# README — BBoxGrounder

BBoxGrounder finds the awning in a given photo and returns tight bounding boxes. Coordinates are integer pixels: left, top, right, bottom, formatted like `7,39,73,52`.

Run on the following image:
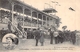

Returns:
22,26,38,29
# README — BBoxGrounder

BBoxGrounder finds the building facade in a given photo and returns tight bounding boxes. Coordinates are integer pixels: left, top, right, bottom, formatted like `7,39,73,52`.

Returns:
0,0,60,31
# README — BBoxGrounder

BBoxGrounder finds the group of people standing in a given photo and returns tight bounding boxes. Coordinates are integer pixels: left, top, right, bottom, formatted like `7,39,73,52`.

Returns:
34,28,45,46
33,28,80,46
49,29,79,45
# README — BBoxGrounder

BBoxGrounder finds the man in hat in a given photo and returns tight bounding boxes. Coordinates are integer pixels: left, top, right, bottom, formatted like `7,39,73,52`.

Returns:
53,30,59,44
34,28,41,46
48,28,54,44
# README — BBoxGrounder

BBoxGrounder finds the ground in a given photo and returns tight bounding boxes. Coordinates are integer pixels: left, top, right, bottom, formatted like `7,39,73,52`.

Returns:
0,39,80,51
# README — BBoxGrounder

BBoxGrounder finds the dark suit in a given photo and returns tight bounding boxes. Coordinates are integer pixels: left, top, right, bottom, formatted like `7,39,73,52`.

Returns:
50,31,54,44
34,30,41,46
58,31,64,43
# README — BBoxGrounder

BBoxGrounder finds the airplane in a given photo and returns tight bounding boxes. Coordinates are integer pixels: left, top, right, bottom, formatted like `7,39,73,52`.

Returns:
69,7,75,11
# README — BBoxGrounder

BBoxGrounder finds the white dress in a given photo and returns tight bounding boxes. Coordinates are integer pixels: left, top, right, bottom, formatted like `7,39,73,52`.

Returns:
76,32,80,46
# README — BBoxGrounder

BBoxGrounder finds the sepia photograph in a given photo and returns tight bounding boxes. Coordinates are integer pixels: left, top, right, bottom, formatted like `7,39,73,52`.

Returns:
0,0,80,52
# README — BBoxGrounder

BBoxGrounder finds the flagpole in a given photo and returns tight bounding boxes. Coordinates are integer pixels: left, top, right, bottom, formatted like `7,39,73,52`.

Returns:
45,3,53,9
51,1,61,15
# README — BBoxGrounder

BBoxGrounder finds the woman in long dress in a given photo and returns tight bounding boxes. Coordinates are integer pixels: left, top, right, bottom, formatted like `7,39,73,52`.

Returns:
40,30,45,46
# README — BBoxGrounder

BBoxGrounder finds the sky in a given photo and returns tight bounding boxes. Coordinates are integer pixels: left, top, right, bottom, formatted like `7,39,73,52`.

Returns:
20,0,80,31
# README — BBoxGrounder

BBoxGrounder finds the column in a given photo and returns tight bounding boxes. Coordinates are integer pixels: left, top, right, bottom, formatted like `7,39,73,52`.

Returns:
12,2,14,24
46,16,47,27
31,10,33,29
49,17,50,26
37,13,38,27
22,6,25,32
42,15,43,26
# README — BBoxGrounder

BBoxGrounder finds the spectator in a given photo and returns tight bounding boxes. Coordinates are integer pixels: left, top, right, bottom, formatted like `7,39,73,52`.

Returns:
75,31,80,45
23,31,27,39
71,31,76,44
40,30,45,46
48,28,54,44
34,28,41,46
58,30,64,43
53,30,59,44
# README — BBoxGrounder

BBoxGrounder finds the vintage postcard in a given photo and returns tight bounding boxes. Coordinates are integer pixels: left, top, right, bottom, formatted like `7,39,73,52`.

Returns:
0,0,80,52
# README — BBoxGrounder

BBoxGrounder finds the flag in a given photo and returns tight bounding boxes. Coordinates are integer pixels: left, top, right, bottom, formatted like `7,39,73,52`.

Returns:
51,1,56,3
51,1,61,6
69,7,75,11
51,1,58,3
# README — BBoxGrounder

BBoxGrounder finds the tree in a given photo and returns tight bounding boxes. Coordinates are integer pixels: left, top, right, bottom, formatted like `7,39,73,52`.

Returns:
62,26,67,31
